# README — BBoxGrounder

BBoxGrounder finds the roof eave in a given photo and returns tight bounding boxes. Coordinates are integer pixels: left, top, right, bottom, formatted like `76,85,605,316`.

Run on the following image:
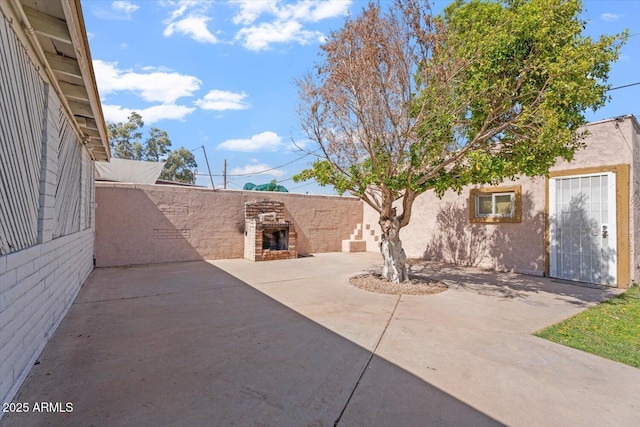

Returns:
5,0,110,161
62,0,110,161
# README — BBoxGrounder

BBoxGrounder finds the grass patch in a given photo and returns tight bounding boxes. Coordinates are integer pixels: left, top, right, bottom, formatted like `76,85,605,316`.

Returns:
535,285,640,368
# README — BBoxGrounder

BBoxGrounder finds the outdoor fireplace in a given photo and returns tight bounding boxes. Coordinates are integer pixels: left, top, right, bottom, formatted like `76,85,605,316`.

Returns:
263,228,289,250
244,200,297,261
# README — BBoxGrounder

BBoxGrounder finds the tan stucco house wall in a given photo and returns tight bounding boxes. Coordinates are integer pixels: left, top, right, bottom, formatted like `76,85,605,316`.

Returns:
363,176,547,276
362,115,640,288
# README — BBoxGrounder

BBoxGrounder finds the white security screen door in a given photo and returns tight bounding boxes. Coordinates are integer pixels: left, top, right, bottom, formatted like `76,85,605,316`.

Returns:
549,173,617,286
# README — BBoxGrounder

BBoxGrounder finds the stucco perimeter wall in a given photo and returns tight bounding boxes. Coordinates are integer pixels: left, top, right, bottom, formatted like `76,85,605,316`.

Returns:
363,177,547,275
95,183,363,267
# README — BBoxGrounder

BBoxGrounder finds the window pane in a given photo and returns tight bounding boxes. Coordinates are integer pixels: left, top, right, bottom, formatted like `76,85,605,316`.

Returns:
570,178,580,199
562,179,571,211
495,195,512,215
478,196,492,215
591,176,601,202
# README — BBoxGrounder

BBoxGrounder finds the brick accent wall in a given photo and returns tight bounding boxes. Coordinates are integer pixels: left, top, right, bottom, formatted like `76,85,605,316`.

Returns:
244,200,286,221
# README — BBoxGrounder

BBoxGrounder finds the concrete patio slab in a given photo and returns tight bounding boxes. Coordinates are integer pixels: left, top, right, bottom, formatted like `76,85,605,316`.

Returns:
342,266,636,426
2,253,638,426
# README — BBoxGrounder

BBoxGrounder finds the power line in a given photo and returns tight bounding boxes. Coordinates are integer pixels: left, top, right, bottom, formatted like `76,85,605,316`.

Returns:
193,149,319,178
288,181,316,191
224,179,243,190
189,77,640,182
225,150,318,177
608,81,640,91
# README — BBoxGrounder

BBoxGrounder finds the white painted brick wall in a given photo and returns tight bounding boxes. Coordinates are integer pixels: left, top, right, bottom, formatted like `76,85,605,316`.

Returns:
0,228,93,406
0,28,96,411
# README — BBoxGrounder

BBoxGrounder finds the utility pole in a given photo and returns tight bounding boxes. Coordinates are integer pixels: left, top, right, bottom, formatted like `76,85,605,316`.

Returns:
201,145,215,190
223,159,227,189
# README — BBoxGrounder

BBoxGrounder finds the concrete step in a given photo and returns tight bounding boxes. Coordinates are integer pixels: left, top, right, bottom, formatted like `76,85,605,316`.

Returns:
342,239,367,252
347,223,380,249
350,223,363,241
350,231,363,240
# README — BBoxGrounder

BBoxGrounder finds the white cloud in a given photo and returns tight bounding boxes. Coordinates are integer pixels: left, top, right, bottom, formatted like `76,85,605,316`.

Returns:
112,1,139,15
94,60,200,123
94,1,140,20
161,0,211,19
305,0,352,22
138,104,196,122
164,0,188,20
230,162,286,177
277,0,351,22
232,0,350,24
101,104,130,123
235,20,322,51
601,13,621,22
162,0,219,44
102,104,195,124
230,0,278,25
195,89,249,110
164,15,218,43
232,1,350,50
160,0,350,50
93,60,201,104
217,131,283,151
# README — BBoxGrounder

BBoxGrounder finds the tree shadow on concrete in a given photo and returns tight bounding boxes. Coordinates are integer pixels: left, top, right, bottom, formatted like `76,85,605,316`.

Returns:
2,261,501,427
408,260,619,306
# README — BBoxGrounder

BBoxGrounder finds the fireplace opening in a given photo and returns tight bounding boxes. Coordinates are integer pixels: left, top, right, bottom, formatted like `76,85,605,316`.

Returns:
263,229,289,250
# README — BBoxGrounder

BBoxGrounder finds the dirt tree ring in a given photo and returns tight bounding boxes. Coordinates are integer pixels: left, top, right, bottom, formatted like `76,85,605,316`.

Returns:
349,273,448,295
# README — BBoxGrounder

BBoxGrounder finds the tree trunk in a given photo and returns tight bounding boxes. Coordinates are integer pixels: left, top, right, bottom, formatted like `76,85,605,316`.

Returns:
379,216,408,283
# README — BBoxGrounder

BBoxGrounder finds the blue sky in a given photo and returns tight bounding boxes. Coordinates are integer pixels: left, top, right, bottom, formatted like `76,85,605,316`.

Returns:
82,0,640,193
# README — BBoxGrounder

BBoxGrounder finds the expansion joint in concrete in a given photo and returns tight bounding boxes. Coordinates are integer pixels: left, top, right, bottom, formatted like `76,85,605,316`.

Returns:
333,294,402,426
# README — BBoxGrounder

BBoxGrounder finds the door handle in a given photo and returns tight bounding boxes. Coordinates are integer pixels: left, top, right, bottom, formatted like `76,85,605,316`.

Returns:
602,224,608,239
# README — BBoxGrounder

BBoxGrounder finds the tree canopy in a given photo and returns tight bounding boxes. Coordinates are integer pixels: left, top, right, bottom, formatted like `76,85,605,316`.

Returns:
293,0,625,281
145,127,172,162
107,113,198,184
108,111,144,160
160,147,197,184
